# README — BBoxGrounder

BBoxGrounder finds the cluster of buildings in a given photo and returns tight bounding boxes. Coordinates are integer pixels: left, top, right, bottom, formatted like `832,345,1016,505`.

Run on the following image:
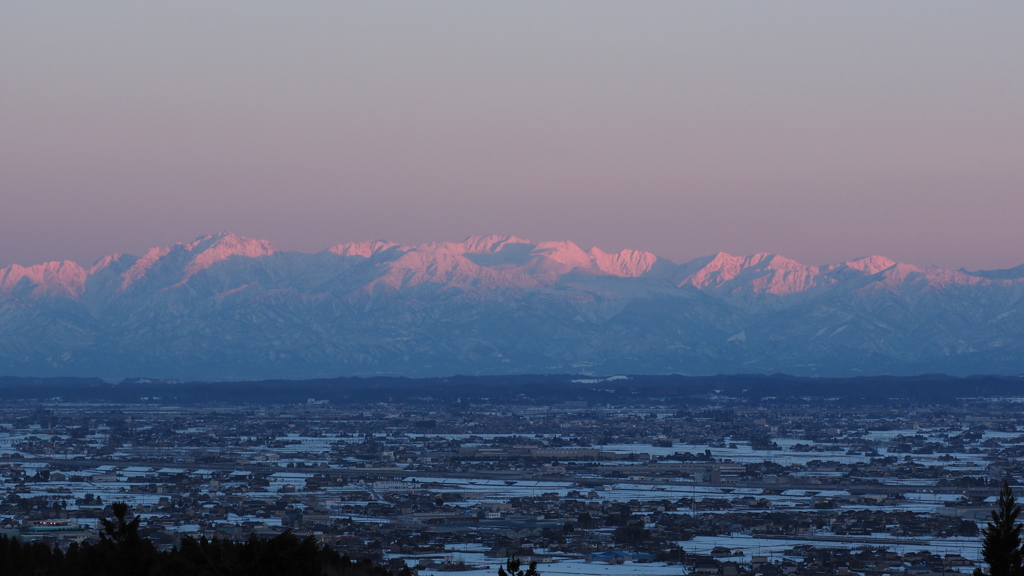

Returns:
0,389,1018,574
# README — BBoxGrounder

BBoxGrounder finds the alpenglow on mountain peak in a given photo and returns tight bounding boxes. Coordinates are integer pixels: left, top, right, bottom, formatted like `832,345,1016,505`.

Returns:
2,232,1024,380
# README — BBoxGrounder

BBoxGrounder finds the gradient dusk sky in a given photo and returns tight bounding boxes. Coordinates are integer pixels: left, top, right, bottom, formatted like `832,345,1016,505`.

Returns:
2,3,1023,270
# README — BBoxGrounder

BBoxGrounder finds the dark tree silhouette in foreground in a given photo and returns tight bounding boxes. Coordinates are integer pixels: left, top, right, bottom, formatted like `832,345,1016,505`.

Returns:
0,501,407,575
95,501,157,576
497,556,539,576
978,481,1024,576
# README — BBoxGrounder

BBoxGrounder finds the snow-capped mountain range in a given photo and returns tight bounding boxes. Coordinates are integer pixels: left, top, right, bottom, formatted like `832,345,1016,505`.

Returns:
3,232,1023,380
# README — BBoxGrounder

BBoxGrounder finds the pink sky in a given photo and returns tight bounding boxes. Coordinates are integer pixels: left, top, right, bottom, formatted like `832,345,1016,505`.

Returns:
2,3,1023,270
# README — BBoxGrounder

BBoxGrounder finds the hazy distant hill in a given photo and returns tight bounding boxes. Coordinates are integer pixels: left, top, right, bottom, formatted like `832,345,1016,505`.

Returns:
2,232,1024,380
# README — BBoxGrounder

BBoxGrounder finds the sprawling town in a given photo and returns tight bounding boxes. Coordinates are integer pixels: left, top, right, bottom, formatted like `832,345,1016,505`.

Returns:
1,375,1020,575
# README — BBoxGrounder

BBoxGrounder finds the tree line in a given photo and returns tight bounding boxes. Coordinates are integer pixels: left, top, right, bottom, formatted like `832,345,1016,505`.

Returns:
0,502,408,576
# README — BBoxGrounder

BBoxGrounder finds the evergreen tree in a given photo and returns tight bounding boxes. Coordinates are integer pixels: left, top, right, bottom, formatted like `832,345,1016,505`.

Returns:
980,481,1024,576
100,501,142,546
498,556,539,576
90,500,157,576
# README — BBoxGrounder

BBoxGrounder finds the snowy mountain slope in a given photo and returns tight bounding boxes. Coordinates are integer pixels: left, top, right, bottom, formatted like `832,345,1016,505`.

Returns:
1,232,1023,379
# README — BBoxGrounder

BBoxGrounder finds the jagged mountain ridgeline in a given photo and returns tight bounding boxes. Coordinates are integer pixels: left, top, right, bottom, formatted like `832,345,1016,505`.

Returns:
2,232,1024,380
